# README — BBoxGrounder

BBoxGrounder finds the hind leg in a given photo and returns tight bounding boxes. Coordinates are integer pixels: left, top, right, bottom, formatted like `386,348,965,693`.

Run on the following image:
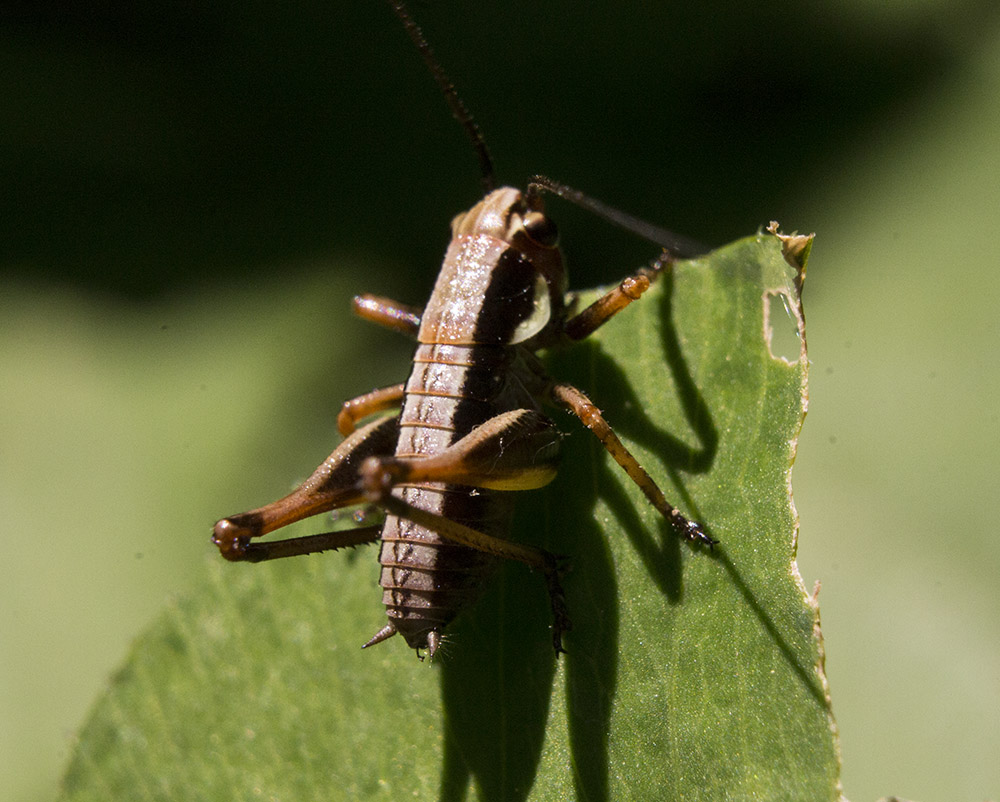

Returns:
212,415,399,561
359,408,571,654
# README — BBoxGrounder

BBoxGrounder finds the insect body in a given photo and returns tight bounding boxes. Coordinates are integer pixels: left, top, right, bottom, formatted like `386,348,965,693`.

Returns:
212,3,715,659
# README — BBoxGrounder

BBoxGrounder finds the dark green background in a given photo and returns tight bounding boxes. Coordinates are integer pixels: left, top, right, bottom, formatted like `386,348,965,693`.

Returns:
3,2,998,800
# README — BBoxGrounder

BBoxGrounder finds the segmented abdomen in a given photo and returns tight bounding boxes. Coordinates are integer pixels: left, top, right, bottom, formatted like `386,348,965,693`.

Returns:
378,343,516,650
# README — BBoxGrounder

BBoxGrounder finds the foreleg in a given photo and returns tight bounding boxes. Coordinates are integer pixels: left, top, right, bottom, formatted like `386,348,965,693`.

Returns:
352,293,422,337
564,252,671,341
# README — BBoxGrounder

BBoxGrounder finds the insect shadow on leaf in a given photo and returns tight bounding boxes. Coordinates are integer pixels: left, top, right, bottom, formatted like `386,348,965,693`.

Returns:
437,266,719,802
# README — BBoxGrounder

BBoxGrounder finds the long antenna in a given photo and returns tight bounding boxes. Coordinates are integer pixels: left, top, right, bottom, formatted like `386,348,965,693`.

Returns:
526,174,707,258
387,1,497,194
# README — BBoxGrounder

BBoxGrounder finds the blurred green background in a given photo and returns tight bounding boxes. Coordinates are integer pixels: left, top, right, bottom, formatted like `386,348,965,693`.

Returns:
2,2,998,800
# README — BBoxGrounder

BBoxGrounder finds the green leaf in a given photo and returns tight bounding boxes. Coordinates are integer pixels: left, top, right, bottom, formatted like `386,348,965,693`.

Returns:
60,231,838,801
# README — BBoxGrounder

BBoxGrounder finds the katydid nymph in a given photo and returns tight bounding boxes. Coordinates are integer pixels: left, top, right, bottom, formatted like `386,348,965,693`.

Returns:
212,0,715,660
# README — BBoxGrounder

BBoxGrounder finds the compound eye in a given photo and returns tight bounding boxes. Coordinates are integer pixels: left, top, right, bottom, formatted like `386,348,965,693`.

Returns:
522,211,559,248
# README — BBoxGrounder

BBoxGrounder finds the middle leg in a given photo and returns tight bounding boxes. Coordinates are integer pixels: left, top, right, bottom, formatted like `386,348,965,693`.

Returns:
549,382,716,547
337,382,405,435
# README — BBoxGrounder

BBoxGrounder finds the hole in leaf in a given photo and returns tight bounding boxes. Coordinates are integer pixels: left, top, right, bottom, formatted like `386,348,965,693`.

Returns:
764,291,802,363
